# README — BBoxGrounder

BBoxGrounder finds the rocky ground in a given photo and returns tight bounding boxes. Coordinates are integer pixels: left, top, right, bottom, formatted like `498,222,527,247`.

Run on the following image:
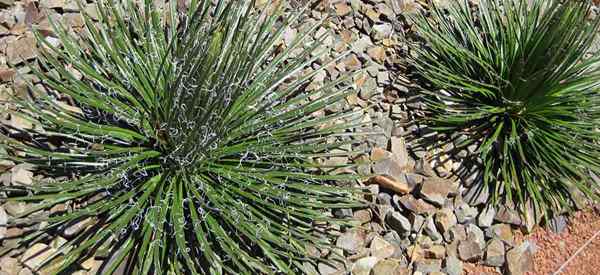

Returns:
1,0,599,275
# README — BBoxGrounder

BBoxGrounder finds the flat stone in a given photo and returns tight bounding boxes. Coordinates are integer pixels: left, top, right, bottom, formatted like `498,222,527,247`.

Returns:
6,36,37,65
353,209,372,224
424,245,446,259
477,206,496,228
40,0,66,9
506,241,535,275
352,36,373,53
377,192,393,205
0,206,6,239
443,224,467,243
21,243,56,270
409,213,426,233
458,240,483,262
302,262,319,275
395,195,436,215
61,217,94,238
0,256,21,274
317,262,342,275
406,245,424,262
390,136,412,169
367,46,386,64
352,256,379,275
364,8,381,22
443,256,463,275
494,206,523,226
81,257,102,271
334,2,352,16
370,175,410,195
445,240,460,259
370,236,395,260
485,239,506,267
486,224,514,246
333,208,353,219
549,215,568,234
455,203,478,224
0,0,14,7
336,229,366,254
386,211,411,233
342,54,362,71
415,159,435,177
371,23,393,41
10,166,33,185
418,177,457,206
424,216,443,242
435,208,457,233
414,259,442,274
465,224,486,249
3,201,27,216
0,68,15,82
371,259,410,275
462,185,490,206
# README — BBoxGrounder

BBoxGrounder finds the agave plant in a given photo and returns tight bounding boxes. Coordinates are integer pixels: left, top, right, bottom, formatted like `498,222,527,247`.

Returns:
410,0,600,218
0,0,364,273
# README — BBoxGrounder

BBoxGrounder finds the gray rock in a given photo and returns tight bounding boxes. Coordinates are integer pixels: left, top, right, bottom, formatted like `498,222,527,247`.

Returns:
462,184,490,206
336,229,366,254
0,256,21,275
371,23,393,41
443,224,467,243
494,205,522,226
359,77,377,100
457,240,483,262
395,194,436,215
383,230,402,246
0,206,6,239
414,259,442,274
505,241,535,275
333,208,353,219
370,236,396,260
548,215,568,234
423,245,446,259
61,218,94,238
477,206,496,228
386,211,411,233
484,239,505,267
10,165,33,185
6,36,37,66
390,136,412,169
352,256,379,275
408,213,426,233
486,224,514,246
435,208,457,233
21,243,56,270
455,203,478,224
0,0,14,8
443,256,463,275
418,177,457,206
465,224,486,249
353,209,373,224
415,159,435,177
371,259,410,275
424,216,443,242
318,262,342,275
302,262,319,275
352,36,374,53
373,159,405,182
377,192,392,205
405,173,425,189
3,201,27,216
